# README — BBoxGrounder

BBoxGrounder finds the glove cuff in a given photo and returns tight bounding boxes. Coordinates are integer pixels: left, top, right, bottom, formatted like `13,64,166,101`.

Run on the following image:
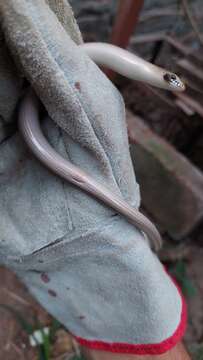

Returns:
74,276,187,355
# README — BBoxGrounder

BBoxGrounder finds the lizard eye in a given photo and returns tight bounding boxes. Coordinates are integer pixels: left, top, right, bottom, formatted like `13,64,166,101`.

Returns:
170,74,177,80
163,73,177,83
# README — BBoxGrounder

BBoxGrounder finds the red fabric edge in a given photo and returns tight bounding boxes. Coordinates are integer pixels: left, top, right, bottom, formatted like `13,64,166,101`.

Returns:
73,275,187,355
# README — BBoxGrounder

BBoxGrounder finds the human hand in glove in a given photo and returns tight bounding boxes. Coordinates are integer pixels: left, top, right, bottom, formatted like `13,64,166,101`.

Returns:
0,0,186,356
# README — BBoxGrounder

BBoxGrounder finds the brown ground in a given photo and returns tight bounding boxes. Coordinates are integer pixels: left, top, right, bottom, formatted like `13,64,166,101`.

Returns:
0,267,76,359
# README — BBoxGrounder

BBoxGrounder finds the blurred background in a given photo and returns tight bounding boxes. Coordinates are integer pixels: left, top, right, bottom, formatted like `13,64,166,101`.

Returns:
1,1,203,359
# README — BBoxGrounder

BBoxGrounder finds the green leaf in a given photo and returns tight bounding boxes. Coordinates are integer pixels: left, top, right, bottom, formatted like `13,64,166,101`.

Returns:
41,328,51,360
169,260,196,298
71,356,86,360
181,277,197,297
189,343,203,360
49,318,62,342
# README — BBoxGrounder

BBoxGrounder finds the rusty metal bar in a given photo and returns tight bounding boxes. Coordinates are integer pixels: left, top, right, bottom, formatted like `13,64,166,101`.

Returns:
110,0,144,48
106,0,144,79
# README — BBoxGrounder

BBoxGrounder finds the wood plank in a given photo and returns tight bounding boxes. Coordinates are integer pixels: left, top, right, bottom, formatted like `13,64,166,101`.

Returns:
177,58,203,82
127,110,203,239
174,92,203,118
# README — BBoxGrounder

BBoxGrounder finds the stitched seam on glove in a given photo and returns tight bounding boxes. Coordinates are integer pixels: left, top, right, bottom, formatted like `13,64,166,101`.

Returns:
7,212,142,269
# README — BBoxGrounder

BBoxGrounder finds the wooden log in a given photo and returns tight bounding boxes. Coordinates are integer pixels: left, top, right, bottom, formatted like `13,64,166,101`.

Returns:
106,0,144,79
127,110,203,239
174,92,203,118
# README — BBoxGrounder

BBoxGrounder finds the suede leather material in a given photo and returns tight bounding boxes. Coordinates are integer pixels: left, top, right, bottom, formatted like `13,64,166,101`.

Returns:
0,0,184,350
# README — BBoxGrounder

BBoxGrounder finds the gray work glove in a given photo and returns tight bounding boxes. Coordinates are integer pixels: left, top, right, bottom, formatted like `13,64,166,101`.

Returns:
0,0,186,355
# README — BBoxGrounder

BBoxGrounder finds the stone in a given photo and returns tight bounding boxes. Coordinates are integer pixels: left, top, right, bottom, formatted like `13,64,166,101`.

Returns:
127,111,203,239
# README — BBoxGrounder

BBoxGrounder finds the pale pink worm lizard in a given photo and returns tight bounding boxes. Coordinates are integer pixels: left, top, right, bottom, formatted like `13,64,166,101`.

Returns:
18,43,185,251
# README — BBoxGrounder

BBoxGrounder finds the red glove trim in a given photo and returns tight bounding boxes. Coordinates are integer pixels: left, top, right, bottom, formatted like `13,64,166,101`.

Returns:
74,276,187,355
